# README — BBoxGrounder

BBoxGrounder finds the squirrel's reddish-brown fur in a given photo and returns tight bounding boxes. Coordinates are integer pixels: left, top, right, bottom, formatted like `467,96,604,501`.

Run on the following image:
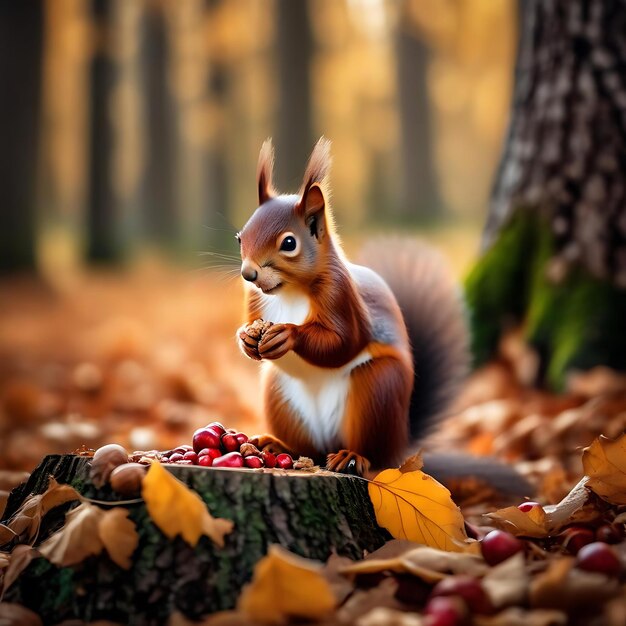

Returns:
237,138,468,475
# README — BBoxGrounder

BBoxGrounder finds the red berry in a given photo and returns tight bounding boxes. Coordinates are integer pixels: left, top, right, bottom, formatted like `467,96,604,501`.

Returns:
235,432,249,446
198,447,222,460
174,459,194,465
212,452,244,468
183,450,198,464
262,452,277,468
575,542,622,577
561,526,595,555
275,453,293,469
595,524,624,545
160,456,170,463
198,455,213,467
193,428,221,453
221,433,240,453
430,576,492,615
423,596,467,626
206,421,226,436
480,530,524,566
169,452,184,463
517,501,541,513
244,455,264,469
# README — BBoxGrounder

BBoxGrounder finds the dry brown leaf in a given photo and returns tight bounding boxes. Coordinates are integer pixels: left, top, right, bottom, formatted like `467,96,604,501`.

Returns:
0,602,43,626
202,612,252,626
322,552,356,605
0,491,8,521
237,545,336,624
0,478,81,547
474,608,567,626
98,508,138,570
582,434,626,504
39,502,104,566
142,461,233,547
0,524,18,546
1,545,39,597
336,578,402,624
368,467,469,552
530,556,620,611
481,553,528,609
39,478,82,516
356,607,425,626
340,545,487,583
399,452,424,473
486,503,549,538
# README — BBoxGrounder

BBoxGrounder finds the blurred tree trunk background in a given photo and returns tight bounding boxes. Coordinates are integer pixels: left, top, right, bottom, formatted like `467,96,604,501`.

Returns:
395,8,442,221
86,0,121,263
0,0,44,274
274,0,314,191
0,0,516,274
467,0,626,388
142,0,176,250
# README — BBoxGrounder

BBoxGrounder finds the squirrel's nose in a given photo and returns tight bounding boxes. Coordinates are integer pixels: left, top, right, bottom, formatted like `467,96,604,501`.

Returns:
241,266,258,282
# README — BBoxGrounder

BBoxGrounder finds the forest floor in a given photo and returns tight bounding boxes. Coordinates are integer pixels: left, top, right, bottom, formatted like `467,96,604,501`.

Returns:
1,261,626,624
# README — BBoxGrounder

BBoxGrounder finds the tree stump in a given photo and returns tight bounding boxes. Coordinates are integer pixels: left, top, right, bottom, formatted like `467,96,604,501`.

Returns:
2,454,388,625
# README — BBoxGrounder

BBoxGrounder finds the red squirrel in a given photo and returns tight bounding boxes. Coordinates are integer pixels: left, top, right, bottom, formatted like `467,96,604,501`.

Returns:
236,138,470,477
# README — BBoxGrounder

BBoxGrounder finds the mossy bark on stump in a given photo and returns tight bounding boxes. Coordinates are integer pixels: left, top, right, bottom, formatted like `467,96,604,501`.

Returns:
2,455,387,625
467,0,626,389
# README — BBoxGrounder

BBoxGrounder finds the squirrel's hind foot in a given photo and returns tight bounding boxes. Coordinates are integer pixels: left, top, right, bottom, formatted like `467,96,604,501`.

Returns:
326,450,371,476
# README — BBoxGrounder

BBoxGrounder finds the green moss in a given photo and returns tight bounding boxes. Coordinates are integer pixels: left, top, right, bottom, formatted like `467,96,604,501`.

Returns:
465,208,626,389
465,211,539,366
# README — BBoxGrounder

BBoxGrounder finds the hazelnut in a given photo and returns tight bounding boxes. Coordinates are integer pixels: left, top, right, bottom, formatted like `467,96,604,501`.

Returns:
239,442,262,457
90,443,129,488
110,462,147,496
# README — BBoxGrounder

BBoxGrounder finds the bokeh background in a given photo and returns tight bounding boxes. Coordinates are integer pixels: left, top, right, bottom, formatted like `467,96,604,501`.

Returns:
0,0,518,472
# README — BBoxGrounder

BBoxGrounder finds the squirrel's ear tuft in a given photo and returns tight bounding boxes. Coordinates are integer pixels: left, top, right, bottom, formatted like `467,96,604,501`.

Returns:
257,138,275,205
299,137,332,197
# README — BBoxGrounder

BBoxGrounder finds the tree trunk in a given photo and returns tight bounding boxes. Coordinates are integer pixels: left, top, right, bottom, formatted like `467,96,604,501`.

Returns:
395,15,443,221
274,0,314,191
466,0,626,388
0,1,43,274
86,0,121,264
141,0,177,250
2,455,386,624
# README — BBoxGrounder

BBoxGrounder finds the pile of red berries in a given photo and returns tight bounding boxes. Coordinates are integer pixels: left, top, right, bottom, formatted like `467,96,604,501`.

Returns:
159,422,295,470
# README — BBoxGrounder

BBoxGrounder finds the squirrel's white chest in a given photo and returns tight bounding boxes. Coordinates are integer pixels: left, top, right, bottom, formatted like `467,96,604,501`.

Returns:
260,291,372,450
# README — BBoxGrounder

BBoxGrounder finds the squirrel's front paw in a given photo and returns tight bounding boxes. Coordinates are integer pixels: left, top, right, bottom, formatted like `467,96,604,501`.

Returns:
237,319,273,361
258,323,296,360
326,450,371,476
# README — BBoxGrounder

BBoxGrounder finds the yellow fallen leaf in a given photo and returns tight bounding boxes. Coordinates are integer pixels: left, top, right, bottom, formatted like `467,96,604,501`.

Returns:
39,502,104,566
142,461,233,547
367,468,469,552
98,508,138,570
582,434,626,504
238,545,336,624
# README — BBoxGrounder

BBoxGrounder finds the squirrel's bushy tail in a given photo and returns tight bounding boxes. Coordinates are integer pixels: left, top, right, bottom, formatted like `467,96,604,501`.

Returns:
358,238,469,439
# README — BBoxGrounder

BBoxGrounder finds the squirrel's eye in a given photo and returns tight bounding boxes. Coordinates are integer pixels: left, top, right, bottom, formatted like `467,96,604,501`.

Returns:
280,235,297,252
